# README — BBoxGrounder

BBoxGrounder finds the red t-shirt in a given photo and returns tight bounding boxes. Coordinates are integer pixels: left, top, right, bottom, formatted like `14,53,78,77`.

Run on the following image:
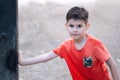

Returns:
53,35,111,80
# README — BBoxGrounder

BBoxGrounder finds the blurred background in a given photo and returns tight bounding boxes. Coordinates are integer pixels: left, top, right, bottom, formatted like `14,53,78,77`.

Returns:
18,0,120,80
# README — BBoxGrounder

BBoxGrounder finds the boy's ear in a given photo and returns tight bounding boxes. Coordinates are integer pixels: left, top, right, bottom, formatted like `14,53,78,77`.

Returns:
65,22,67,27
86,22,90,30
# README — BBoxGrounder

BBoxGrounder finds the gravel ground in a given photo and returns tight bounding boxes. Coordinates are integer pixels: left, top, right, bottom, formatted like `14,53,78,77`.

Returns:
19,0,120,80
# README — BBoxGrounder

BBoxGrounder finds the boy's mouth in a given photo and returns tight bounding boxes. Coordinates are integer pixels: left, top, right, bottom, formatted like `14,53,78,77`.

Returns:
72,34,80,36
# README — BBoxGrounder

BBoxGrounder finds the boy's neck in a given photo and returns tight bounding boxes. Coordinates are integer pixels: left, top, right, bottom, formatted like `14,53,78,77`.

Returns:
74,34,87,50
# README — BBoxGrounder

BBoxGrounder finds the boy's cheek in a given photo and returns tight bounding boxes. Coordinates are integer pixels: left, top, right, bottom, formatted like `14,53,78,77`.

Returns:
66,27,72,32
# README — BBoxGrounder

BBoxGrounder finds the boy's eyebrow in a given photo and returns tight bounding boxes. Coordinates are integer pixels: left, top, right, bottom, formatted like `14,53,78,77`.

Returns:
77,24,82,25
69,24,74,26
76,23,83,26
68,24,83,27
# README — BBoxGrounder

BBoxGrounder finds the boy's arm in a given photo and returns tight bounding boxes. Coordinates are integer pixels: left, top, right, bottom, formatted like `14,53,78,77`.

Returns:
106,57,120,80
19,51,58,66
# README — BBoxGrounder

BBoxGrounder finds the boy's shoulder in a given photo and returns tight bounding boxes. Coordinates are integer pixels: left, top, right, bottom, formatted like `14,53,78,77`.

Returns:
62,38,73,45
87,34,103,45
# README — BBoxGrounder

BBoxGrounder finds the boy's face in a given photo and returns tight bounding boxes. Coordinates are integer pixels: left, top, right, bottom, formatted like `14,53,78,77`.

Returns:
65,19,89,41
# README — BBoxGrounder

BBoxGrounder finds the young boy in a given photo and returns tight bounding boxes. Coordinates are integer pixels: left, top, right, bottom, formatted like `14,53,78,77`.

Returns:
19,6,119,80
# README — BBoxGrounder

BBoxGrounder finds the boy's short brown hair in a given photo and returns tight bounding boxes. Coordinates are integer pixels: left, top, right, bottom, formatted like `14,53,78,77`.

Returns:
66,6,89,24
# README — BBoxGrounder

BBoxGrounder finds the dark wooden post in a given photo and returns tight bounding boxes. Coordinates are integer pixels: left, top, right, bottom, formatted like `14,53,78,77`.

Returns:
0,0,18,80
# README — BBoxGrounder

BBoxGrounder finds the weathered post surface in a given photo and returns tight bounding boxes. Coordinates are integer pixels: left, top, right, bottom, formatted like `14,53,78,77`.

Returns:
0,0,18,80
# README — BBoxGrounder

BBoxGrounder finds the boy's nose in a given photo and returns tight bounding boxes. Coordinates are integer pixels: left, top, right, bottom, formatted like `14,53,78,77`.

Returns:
73,27,78,32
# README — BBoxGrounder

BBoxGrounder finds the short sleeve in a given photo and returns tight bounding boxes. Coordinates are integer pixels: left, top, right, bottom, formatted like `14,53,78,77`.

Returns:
94,41,110,62
53,42,67,58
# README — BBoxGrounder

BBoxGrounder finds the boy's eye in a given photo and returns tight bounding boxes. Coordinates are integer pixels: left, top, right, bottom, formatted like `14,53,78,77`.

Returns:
78,25,82,28
69,24,74,28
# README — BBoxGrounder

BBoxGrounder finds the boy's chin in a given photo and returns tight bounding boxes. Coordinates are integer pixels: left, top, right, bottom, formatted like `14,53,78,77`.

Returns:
72,37,81,40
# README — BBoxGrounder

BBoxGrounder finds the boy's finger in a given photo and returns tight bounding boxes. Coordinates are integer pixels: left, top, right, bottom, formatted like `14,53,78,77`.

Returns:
18,50,23,58
19,50,22,54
